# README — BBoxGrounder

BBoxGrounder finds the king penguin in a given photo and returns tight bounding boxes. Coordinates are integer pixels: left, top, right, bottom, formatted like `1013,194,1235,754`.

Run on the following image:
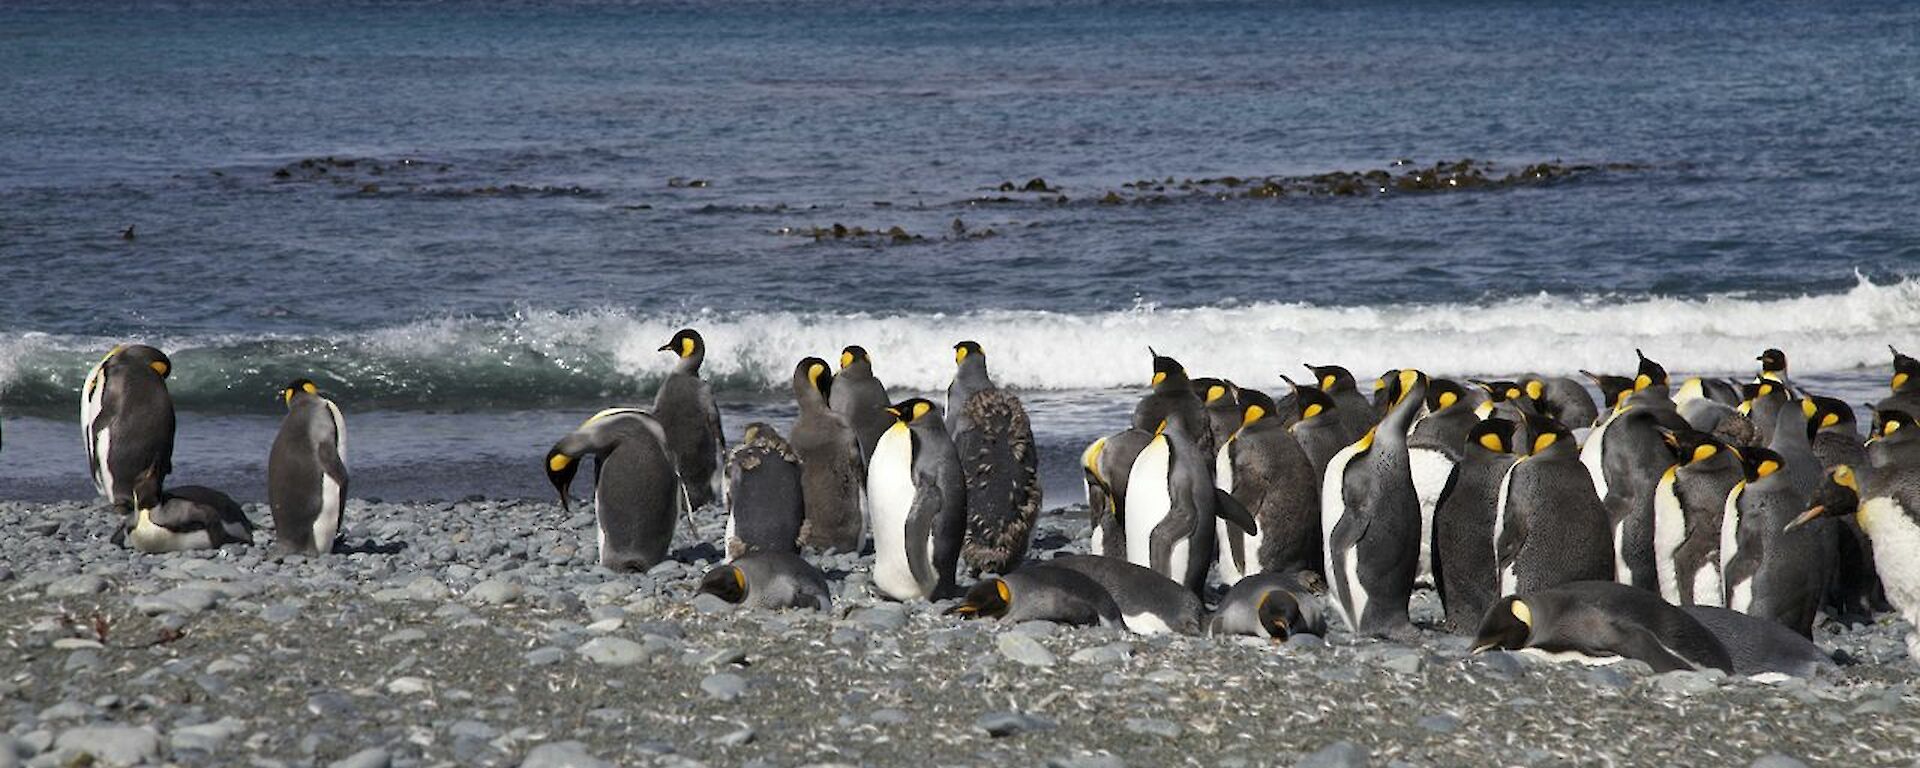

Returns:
1045,554,1206,634
267,379,349,556
1579,352,1690,591
1493,413,1614,597
1285,376,1362,485
1133,352,1214,459
1880,346,1920,414
789,357,866,554
1675,377,1746,440
944,341,1042,576
1407,378,1482,585
947,565,1124,629
1756,348,1795,393
1305,364,1377,439
1652,427,1743,606
1214,388,1320,582
653,329,726,509
1787,411,1920,662
1207,570,1328,639
723,422,805,559
1125,409,1257,593
546,407,687,571
1578,369,1636,426
1520,374,1598,431
1432,418,1519,632
1720,447,1831,638
867,398,966,600
698,551,832,610
125,468,254,553
1740,380,1791,448
1803,394,1885,620
831,345,894,467
1321,369,1426,638
1472,581,1733,673
81,344,175,511
1081,427,1151,557
1193,377,1243,456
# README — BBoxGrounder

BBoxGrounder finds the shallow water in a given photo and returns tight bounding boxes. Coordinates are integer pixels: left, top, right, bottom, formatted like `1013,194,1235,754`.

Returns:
3,0,1917,499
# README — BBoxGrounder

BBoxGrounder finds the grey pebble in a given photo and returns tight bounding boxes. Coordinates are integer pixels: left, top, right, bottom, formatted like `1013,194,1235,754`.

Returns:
715,727,755,747
1069,643,1131,666
701,673,747,701
525,647,568,666
692,593,735,615
52,726,160,767
1122,717,1180,739
996,633,1058,668
1297,740,1370,768
1749,755,1809,768
1653,670,1721,696
1046,756,1126,768
45,574,107,597
521,740,615,768
466,579,522,605
975,711,1055,738
869,708,911,725
849,605,907,631
577,637,650,666
1415,714,1459,734
327,747,392,768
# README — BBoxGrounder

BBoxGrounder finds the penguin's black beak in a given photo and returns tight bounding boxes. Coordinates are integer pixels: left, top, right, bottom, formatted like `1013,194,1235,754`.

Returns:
657,342,674,352
546,450,578,512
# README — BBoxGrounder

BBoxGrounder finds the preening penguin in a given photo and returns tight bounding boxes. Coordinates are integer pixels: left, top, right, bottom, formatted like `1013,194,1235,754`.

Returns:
267,379,349,556
653,328,726,509
125,468,254,553
1044,554,1205,635
1881,346,1920,414
790,357,866,554
1432,418,1518,632
1788,411,1920,661
1472,582,1733,673
1720,448,1831,638
867,398,966,601
1653,427,1743,606
1492,413,1614,597
723,422,805,559
1675,377,1746,439
1207,570,1328,639
1802,394,1883,620
546,408,686,571
945,341,1042,576
1520,374,1598,430
831,345,894,466
1125,409,1257,592
699,551,832,610
1305,364,1377,439
1132,352,1213,458
1081,428,1151,557
81,344,175,510
1321,369,1426,638
1214,388,1320,583
1408,378,1482,585
947,565,1124,628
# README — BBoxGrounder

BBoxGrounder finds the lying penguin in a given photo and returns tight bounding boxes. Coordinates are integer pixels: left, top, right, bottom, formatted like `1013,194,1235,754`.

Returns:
946,565,1124,629
697,551,832,611
1206,570,1328,640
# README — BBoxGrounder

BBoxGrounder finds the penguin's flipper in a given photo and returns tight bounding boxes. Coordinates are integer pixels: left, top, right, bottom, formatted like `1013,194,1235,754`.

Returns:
1494,498,1529,580
904,472,941,589
1592,623,1714,673
1213,489,1258,535
146,500,213,533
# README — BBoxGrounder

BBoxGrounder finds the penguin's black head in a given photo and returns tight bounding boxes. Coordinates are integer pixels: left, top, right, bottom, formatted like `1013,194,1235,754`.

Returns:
1521,377,1550,403
1471,596,1535,653
1304,364,1354,394
1370,369,1399,411
947,578,1011,619
1237,389,1279,427
1634,349,1668,392
1285,377,1338,423
113,344,172,378
1757,348,1787,374
886,398,938,425
1785,465,1862,533
797,357,833,401
544,446,581,513
698,565,749,604
1893,346,1919,393
839,345,870,371
1581,370,1636,411
1150,353,1189,390
281,378,319,408
1660,427,1729,468
1518,412,1573,458
1738,381,1786,418
1871,409,1917,446
1473,380,1528,404
1426,379,1471,413
1378,369,1427,410
954,340,984,366
1255,589,1306,639
1737,447,1786,483
658,328,704,359
1468,417,1517,455
1192,377,1236,407
1802,395,1855,440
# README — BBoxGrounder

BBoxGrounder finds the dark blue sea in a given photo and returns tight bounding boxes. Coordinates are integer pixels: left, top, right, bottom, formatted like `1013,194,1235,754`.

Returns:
4,0,1918,501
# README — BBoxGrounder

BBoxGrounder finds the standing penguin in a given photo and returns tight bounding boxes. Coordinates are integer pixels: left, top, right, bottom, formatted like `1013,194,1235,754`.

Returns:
1756,348,1794,392
1520,374,1599,431
1321,369,1426,638
1493,413,1615,597
1285,377,1361,484
1880,346,1920,414
653,329,726,509
789,358,866,554
1133,352,1214,458
546,408,686,571
81,344,175,510
946,341,1042,576
1581,353,1691,591
1408,379,1482,585
1803,394,1884,620
1652,428,1744,606
125,468,254,553
1081,428,1151,557
1432,418,1519,631
1721,448,1831,638
867,398,966,600
267,379,349,556
1740,381,1791,448
723,422,805,559
1125,410,1257,593
1579,370,1637,426
831,345,894,466
1214,388,1320,582
1305,364,1376,439
1786,419,1920,661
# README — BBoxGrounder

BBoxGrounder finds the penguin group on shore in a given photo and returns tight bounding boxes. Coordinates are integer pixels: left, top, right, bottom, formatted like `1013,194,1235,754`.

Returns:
60,336,1920,675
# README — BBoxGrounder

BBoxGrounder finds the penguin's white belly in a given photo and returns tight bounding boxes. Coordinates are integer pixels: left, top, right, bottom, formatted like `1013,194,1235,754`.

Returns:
92,427,115,500
1859,498,1920,641
1492,461,1519,597
1517,648,1627,666
1083,479,1105,557
1122,612,1174,636
1213,442,1257,585
723,509,739,561
129,512,211,553
867,426,929,601
1124,439,1174,573
1689,561,1724,607
1729,579,1755,613
1089,528,1105,557
1718,487,1744,588
1653,474,1684,604
1319,441,1364,631
1408,448,1453,585
314,471,342,555
1612,518,1632,585
1580,418,1612,502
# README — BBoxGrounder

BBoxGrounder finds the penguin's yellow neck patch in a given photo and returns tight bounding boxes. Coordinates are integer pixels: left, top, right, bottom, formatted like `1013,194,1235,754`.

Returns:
678,337,695,357
1320,375,1336,391
1835,465,1858,490
955,347,969,364
1355,428,1377,451
1473,401,1494,419
1801,399,1818,419
1083,437,1108,475
731,567,747,592
1896,372,1911,391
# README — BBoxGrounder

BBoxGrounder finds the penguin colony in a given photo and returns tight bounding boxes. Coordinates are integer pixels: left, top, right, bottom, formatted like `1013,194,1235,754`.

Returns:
60,337,1920,675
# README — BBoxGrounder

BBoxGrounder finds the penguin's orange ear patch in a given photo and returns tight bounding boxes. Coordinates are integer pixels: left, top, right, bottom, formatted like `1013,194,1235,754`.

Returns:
994,579,1011,603
302,381,318,394
150,361,169,376
911,401,931,421
731,567,747,593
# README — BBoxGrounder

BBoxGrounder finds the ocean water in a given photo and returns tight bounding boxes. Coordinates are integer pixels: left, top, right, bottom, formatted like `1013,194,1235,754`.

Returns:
3,0,1918,502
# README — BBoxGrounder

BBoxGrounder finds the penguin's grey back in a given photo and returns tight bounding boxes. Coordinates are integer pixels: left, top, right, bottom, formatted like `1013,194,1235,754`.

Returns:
955,388,1041,575
1045,554,1203,635
653,369,724,508
1498,452,1614,595
829,368,893,464
1228,420,1321,576
736,551,833,610
725,424,805,558
1680,606,1833,678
